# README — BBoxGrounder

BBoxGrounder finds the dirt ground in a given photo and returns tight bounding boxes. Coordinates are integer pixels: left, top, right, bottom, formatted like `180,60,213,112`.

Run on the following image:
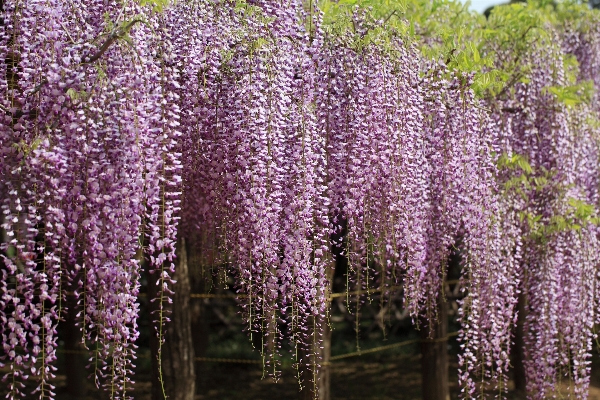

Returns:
51,353,446,400
194,353,427,400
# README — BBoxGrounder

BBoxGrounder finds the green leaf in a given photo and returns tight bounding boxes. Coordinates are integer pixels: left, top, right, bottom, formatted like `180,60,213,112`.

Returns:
138,0,169,11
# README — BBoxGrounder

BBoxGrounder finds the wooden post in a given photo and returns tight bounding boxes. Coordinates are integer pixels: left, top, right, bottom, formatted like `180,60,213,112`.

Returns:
151,237,196,400
419,294,449,400
190,297,208,393
300,314,331,400
300,261,335,400
64,294,87,399
188,240,209,394
511,292,527,395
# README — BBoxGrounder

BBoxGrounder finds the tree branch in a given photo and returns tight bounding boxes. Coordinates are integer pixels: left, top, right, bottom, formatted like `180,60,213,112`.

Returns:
83,19,144,64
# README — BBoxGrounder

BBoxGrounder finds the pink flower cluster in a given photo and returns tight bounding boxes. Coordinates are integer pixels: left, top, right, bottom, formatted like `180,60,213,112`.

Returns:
169,0,330,379
0,1,180,398
488,30,600,397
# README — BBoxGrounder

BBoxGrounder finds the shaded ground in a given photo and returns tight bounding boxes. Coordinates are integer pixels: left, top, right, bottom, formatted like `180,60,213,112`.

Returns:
47,348,600,399
45,345,600,399
51,352,441,400
194,353,428,400
30,293,600,399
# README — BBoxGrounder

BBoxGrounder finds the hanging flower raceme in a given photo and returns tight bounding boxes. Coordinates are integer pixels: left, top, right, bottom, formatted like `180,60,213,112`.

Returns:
488,32,600,398
561,11,600,112
0,1,181,398
406,58,518,397
316,10,432,325
175,0,329,382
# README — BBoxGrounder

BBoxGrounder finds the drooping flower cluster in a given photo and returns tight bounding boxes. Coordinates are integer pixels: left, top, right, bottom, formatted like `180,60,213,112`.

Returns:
0,1,180,398
562,10,600,111
417,64,519,396
316,13,430,319
487,28,600,397
171,0,330,381
317,11,517,396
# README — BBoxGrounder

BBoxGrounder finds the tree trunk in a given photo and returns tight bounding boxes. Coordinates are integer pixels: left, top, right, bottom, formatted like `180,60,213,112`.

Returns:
150,237,196,400
300,313,331,400
64,295,87,399
420,295,449,400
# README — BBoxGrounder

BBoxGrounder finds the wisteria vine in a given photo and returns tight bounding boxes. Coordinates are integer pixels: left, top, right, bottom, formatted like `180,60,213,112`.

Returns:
2,0,600,399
